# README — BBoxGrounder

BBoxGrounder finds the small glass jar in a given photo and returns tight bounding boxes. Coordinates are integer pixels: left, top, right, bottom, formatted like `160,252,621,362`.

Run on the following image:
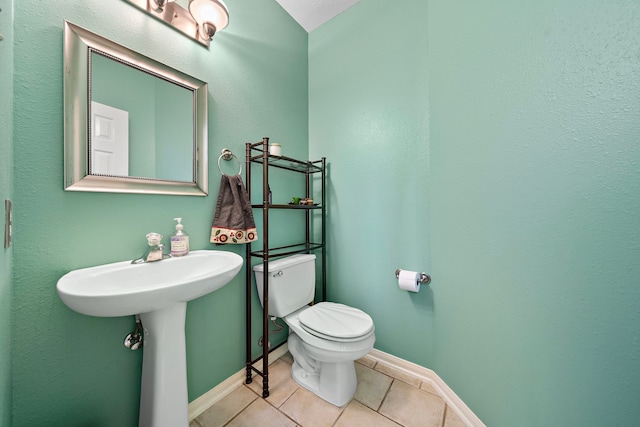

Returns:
269,143,281,156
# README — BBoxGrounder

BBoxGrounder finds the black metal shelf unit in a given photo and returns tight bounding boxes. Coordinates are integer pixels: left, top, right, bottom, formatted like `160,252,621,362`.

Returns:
244,137,326,398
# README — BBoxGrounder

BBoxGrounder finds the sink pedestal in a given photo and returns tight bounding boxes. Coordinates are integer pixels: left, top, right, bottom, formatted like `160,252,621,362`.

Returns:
139,302,189,427
56,250,244,427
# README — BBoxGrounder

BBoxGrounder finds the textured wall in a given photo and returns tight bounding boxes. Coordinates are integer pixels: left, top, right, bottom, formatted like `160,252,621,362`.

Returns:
428,1,640,424
310,0,433,373
0,0,14,424
11,0,307,425
310,0,640,425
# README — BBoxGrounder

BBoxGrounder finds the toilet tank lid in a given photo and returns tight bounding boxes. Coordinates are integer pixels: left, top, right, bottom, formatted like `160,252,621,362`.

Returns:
252,254,316,273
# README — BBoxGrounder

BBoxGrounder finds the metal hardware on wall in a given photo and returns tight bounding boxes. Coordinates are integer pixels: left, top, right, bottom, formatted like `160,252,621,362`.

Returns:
4,200,12,249
217,148,242,176
126,0,229,47
395,269,431,285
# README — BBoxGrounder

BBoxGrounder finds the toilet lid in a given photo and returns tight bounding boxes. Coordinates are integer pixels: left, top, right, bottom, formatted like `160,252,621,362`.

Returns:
298,302,374,341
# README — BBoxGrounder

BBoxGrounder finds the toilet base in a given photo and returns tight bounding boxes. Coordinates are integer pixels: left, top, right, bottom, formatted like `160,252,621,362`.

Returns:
291,360,357,407
288,334,358,407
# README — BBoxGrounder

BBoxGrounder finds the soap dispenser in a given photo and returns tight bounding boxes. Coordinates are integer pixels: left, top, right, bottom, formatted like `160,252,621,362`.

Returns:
170,218,190,257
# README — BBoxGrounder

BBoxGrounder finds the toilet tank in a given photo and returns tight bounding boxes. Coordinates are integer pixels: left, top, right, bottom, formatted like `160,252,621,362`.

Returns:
253,254,316,318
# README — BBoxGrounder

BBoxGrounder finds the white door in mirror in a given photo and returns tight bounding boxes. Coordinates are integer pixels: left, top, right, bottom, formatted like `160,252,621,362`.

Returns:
91,101,129,176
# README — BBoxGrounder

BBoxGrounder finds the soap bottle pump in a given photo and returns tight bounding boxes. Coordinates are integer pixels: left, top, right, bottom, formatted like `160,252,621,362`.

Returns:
170,218,190,257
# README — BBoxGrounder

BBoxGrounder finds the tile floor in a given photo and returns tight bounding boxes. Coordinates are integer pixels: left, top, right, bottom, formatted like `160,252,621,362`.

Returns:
190,353,468,427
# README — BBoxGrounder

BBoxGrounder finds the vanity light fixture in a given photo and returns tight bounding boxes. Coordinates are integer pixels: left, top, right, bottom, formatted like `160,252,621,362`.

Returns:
188,0,230,40
127,0,229,47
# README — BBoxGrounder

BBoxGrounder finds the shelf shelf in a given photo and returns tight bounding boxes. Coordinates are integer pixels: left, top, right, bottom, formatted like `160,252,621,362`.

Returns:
245,137,326,400
251,204,322,210
248,153,323,174
249,242,324,259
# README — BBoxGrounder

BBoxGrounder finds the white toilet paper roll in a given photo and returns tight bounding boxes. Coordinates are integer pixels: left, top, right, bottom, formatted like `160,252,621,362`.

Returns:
398,270,420,292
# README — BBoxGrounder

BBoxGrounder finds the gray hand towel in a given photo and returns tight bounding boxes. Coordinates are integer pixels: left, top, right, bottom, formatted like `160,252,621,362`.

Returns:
210,175,258,244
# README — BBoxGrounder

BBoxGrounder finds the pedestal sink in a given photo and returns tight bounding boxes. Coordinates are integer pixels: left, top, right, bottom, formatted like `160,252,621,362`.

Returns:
56,250,243,427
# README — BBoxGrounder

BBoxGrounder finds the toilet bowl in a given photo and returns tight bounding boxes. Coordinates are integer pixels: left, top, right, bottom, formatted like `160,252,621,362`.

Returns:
284,302,375,406
253,255,375,406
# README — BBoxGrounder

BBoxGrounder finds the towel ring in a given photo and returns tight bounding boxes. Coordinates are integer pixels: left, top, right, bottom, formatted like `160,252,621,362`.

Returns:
218,148,242,176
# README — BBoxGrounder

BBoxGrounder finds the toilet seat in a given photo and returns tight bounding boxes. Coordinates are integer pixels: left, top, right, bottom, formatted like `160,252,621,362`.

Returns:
298,302,374,342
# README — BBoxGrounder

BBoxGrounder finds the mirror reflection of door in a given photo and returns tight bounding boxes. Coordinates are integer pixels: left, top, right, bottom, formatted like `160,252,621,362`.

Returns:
91,101,129,176
90,51,194,182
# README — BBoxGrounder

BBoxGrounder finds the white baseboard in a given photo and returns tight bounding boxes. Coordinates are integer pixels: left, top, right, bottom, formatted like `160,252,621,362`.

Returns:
188,344,290,421
365,349,485,427
189,345,484,426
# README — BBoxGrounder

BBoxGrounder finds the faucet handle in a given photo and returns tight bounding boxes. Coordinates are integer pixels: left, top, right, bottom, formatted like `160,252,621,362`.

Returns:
146,233,163,246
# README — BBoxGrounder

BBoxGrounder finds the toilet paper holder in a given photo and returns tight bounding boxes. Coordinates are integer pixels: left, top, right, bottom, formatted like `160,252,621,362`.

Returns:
395,269,431,285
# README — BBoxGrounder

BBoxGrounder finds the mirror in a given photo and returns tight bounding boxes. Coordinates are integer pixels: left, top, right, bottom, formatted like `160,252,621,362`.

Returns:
63,21,209,196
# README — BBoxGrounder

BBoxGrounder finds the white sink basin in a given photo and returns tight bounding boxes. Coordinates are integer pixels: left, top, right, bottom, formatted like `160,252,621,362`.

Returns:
56,250,243,427
57,250,243,317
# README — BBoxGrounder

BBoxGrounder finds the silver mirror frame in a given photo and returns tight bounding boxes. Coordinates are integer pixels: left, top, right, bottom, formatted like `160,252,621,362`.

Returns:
63,21,209,196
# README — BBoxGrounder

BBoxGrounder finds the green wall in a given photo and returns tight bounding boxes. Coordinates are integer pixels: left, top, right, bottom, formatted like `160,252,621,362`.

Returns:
1,0,14,425
10,0,307,426
8,0,640,425
154,80,193,182
309,0,433,361
310,0,640,425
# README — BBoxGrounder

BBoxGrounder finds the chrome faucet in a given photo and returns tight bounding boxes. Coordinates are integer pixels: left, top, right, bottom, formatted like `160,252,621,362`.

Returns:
132,233,168,264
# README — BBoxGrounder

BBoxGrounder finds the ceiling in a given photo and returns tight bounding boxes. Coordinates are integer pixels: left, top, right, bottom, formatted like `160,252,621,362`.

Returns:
274,0,360,32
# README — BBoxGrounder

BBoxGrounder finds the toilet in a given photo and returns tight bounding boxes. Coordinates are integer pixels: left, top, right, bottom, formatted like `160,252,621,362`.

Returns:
253,254,375,406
